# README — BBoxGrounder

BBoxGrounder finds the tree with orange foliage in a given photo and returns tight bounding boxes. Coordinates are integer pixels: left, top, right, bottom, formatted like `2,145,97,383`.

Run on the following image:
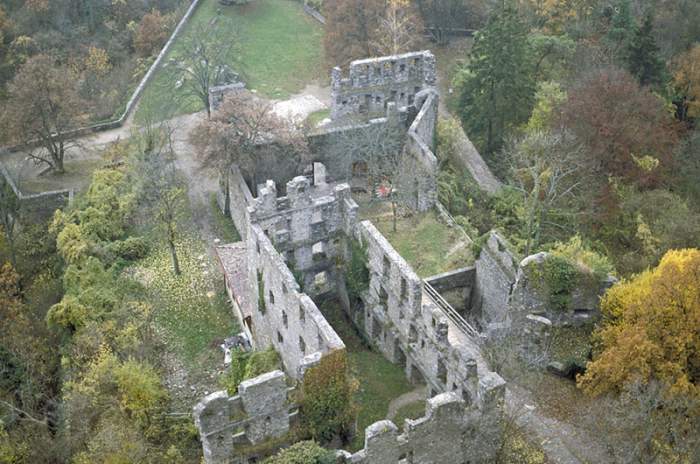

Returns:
322,0,384,68
578,248,700,398
560,67,679,190
133,9,173,57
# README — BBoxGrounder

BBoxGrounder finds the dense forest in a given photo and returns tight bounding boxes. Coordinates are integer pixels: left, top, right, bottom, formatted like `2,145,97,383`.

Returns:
0,0,185,123
1,0,699,463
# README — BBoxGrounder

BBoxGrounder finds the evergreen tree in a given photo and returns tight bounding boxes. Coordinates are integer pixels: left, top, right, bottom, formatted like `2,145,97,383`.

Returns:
627,13,666,87
605,0,636,59
457,2,535,157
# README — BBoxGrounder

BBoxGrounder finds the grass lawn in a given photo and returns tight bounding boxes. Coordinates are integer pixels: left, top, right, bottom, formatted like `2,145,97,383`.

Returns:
305,108,331,128
136,0,324,122
18,158,105,194
134,235,237,365
317,298,414,451
209,193,241,243
359,197,473,277
392,400,426,427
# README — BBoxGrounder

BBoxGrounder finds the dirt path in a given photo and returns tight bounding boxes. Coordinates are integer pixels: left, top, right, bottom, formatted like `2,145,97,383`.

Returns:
505,384,616,464
386,385,428,421
2,86,331,191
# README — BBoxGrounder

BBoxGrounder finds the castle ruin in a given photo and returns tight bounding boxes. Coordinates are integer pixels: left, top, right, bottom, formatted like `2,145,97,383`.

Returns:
194,50,614,463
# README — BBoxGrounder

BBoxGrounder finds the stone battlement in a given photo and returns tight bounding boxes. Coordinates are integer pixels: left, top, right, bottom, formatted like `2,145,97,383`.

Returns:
331,50,436,120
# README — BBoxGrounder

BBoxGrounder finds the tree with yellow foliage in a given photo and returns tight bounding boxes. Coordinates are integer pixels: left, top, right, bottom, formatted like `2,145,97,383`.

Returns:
578,248,700,399
372,0,424,56
672,44,700,121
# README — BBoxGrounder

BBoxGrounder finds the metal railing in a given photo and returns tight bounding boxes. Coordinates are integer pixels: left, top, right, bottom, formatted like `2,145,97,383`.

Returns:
423,281,480,341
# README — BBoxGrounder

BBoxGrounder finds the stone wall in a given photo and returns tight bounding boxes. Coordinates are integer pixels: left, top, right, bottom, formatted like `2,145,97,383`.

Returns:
247,171,358,292
399,89,439,211
220,164,254,240
0,161,73,221
472,232,519,327
193,370,294,464
339,390,504,464
246,224,345,378
195,372,504,464
425,267,476,294
330,50,436,121
219,165,356,377
425,267,475,315
510,252,616,326
353,221,505,461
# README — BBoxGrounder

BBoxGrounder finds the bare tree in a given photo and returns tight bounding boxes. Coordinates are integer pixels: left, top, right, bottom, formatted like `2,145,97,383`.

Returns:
327,118,411,231
372,0,425,56
505,130,590,255
171,19,238,119
133,121,185,275
1,54,87,173
0,166,21,267
611,380,700,463
190,90,309,207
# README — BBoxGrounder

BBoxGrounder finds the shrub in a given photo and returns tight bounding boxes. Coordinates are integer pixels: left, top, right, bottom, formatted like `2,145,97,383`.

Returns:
245,349,281,380
299,350,357,444
262,440,336,464
220,348,281,395
470,232,490,259
541,255,578,312
107,236,149,261
345,239,369,302
550,235,614,280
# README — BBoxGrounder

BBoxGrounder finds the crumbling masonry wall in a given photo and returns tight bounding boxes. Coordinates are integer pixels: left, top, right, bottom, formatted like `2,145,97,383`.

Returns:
510,251,616,326
353,221,506,461
193,370,293,464
219,164,253,239
238,168,358,378
195,372,504,464
338,390,504,464
399,88,439,211
472,232,520,328
246,224,345,378
247,169,358,293
331,50,436,120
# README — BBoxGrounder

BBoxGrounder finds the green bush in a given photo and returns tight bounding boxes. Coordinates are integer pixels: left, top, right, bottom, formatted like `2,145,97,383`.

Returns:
541,256,578,312
107,236,150,261
470,232,490,259
345,239,369,302
262,440,335,464
549,235,614,279
300,350,357,444
220,348,281,395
